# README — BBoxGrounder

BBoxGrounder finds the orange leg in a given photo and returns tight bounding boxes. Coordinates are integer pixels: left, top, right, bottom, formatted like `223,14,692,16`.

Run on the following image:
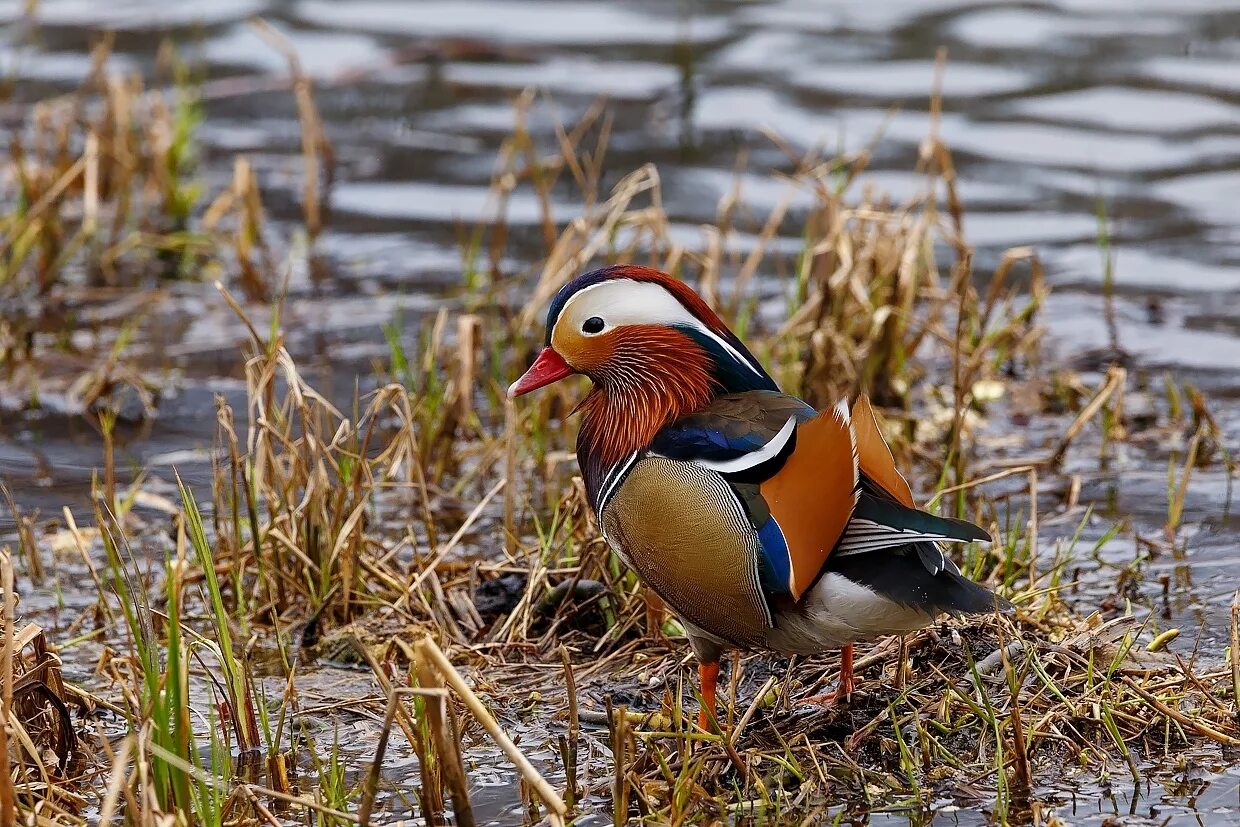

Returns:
697,661,720,730
838,643,855,700
800,644,857,707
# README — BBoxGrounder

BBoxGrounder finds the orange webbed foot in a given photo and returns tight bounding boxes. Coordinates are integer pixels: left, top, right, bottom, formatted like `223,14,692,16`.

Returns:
800,643,856,708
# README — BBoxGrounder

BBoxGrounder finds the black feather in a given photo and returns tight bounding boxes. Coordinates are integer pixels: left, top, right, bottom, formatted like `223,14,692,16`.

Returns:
916,544,949,576
852,492,992,544
825,544,1013,616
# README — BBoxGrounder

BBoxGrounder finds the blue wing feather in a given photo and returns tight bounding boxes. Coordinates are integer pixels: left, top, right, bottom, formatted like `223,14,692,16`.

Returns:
652,422,771,461
755,516,793,596
651,391,815,465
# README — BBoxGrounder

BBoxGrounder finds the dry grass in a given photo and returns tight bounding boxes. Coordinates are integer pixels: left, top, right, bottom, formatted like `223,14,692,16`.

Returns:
0,556,85,825
0,33,331,408
0,36,1236,827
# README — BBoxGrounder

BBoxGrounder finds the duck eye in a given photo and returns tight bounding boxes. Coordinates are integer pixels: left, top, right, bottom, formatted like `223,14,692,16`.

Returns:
582,316,605,334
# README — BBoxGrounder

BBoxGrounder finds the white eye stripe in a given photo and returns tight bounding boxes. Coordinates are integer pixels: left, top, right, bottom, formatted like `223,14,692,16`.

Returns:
559,280,680,327
556,279,764,377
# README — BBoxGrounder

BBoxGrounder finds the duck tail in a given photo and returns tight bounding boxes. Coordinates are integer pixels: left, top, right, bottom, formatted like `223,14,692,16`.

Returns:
933,558,1014,615
825,541,1013,617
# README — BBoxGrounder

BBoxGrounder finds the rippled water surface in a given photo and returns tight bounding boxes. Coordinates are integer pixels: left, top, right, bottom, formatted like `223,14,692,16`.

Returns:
3,0,1240,823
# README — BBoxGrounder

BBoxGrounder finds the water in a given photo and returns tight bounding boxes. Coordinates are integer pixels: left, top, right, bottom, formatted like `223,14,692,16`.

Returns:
3,0,1240,823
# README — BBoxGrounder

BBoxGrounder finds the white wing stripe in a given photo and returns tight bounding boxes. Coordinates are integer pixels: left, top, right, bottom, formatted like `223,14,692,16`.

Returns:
834,517,972,556
681,416,797,474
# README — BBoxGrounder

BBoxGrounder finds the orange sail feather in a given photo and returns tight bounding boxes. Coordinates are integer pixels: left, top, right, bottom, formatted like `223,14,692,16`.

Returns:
851,394,915,507
758,403,857,599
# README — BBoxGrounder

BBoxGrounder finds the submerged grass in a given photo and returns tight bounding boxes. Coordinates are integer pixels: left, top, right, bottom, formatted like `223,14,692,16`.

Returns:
0,34,1237,827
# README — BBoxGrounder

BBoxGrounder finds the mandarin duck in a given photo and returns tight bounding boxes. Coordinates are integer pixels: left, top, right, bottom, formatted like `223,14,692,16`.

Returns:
509,265,1011,727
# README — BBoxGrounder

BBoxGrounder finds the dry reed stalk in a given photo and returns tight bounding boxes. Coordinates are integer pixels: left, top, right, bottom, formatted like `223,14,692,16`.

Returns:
1027,468,1039,590
251,19,333,241
61,509,113,625
100,410,117,515
82,131,98,238
1166,425,1203,541
0,551,14,827
698,225,723,308
412,648,476,827
231,156,270,303
1048,366,1126,468
549,100,605,212
925,465,1040,509
239,785,359,823
0,488,39,584
514,91,558,255
455,314,480,426
1232,593,1240,719
504,396,518,559
215,281,267,350
96,732,134,826
607,696,628,826
559,646,580,808
416,637,568,824
1000,629,1032,801
730,676,776,746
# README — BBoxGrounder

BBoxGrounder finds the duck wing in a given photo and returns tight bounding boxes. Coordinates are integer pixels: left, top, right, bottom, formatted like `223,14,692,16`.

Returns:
651,391,855,600
652,392,995,604
844,395,990,577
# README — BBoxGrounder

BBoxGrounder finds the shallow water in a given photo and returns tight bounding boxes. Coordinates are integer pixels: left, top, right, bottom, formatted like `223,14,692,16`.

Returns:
3,0,1240,823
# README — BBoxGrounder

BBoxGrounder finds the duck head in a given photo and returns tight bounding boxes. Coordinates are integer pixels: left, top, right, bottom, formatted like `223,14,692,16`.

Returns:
510,264,778,468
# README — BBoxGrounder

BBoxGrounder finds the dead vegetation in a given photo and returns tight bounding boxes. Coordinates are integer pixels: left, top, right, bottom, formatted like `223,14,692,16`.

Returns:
0,32,1236,827
0,564,84,824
